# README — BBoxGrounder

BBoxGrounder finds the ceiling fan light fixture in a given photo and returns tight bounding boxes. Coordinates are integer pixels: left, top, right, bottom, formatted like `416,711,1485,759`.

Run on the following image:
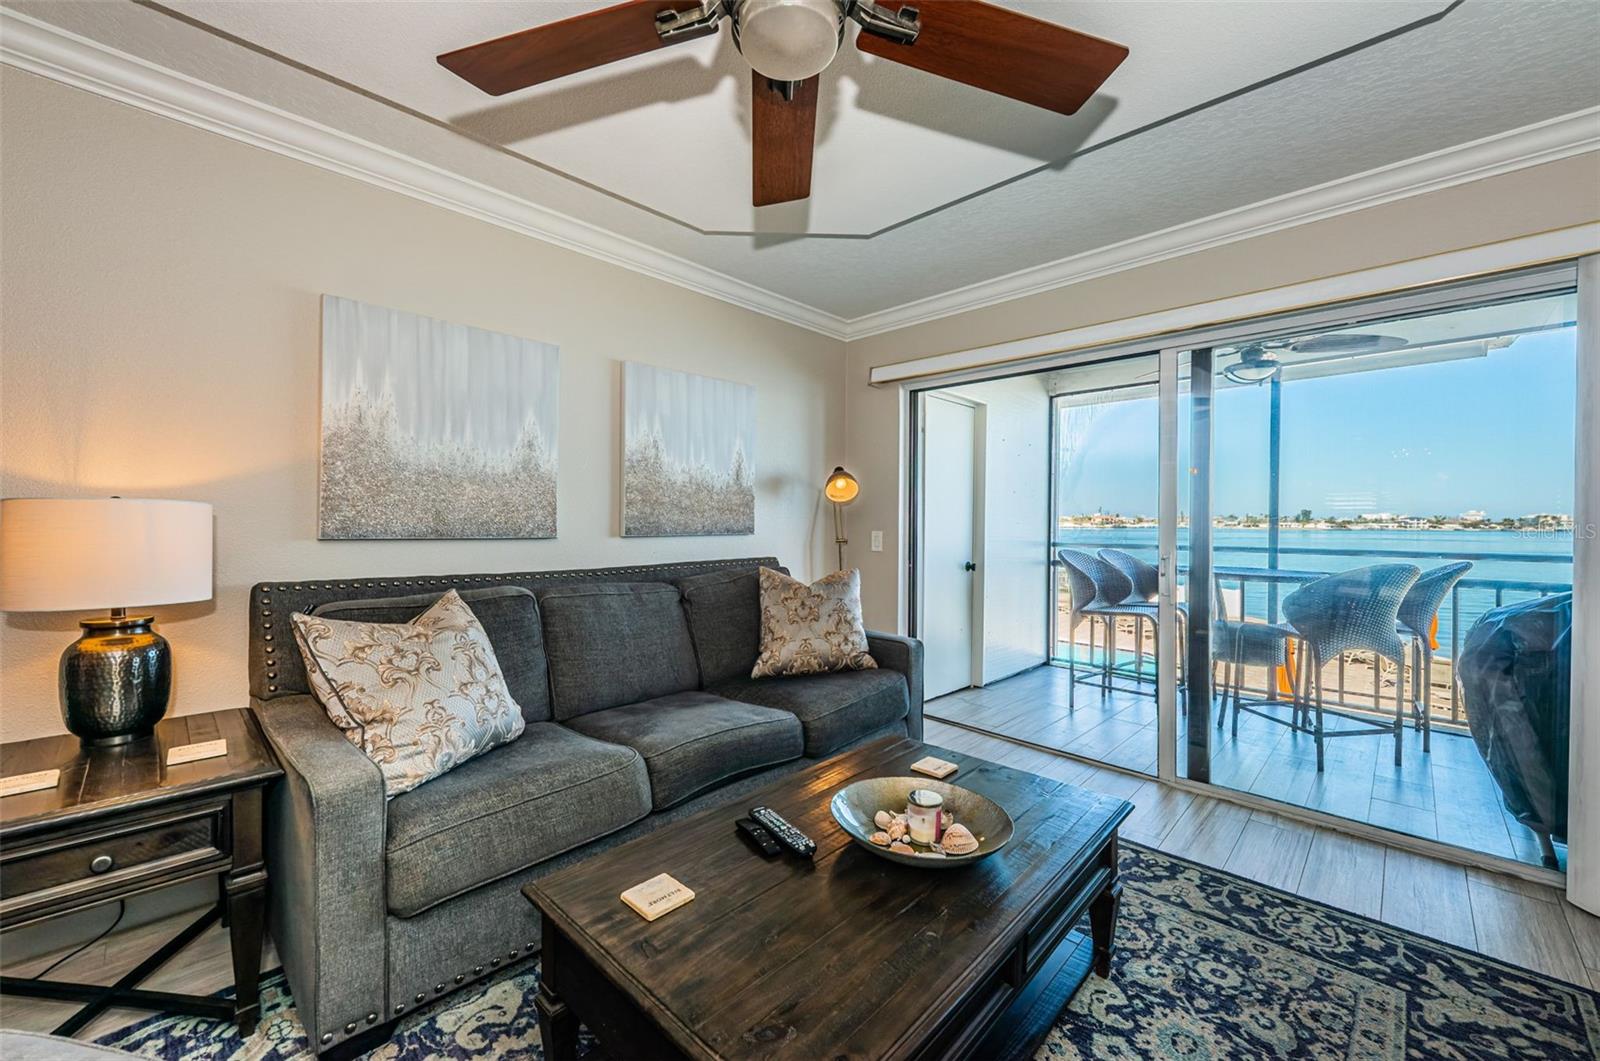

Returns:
1223,345,1281,385
735,0,845,82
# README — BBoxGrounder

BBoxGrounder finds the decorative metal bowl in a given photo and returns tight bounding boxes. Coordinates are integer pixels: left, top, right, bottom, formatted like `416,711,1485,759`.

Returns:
830,776,1013,868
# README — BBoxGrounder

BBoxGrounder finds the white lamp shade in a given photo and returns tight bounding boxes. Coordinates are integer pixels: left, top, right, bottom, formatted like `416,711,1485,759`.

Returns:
0,498,213,613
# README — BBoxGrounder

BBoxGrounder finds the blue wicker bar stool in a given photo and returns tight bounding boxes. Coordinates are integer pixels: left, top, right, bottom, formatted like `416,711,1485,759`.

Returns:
1282,564,1421,772
1056,550,1106,707
1058,548,1154,698
1098,548,1188,690
1396,561,1472,754
1212,588,1300,738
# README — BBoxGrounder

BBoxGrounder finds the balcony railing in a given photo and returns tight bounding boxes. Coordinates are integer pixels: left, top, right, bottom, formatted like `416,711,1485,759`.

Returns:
1049,539,1572,723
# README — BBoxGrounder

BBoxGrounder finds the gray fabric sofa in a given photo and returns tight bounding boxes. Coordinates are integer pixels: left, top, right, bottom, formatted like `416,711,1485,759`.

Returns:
246,557,923,1055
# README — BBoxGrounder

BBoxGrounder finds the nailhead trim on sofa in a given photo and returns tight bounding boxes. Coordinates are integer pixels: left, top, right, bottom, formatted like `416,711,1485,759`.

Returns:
251,559,779,700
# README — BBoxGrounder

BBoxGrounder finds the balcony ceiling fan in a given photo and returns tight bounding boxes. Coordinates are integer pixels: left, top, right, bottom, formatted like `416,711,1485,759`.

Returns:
1221,333,1409,385
437,0,1129,207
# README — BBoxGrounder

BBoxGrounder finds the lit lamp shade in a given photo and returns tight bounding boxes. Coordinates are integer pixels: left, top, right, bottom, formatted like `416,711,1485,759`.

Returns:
0,497,213,746
824,467,860,505
0,498,213,613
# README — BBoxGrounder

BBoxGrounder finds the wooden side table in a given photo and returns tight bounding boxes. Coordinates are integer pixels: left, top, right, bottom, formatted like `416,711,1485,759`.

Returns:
0,709,282,1037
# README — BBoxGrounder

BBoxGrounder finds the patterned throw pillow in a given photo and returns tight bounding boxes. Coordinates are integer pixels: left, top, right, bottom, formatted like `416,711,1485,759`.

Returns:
752,567,877,678
290,589,526,798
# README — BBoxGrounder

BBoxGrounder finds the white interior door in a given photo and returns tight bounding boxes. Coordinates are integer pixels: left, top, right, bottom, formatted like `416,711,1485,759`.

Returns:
922,395,978,697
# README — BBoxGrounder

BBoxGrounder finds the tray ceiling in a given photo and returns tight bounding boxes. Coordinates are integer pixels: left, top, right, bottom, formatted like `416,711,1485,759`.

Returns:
6,1,1598,329
161,1,1452,236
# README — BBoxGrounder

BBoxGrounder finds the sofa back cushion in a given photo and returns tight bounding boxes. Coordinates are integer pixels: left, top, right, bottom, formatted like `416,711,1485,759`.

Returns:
536,582,700,719
676,568,766,686
313,585,551,722
247,558,778,701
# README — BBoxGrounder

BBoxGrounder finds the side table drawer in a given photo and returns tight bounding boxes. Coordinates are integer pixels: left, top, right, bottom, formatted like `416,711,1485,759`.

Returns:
1,804,228,920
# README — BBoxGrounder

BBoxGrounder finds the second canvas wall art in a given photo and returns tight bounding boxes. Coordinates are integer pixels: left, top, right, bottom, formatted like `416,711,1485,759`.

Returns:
319,295,559,539
623,361,755,536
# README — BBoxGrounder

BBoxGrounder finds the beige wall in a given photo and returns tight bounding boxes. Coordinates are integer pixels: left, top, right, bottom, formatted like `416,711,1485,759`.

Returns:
845,153,1600,632
4,63,1598,742
0,69,846,741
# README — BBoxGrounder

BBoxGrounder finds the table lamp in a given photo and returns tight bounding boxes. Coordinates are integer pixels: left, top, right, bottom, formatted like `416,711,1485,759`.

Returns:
823,466,859,572
0,498,213,745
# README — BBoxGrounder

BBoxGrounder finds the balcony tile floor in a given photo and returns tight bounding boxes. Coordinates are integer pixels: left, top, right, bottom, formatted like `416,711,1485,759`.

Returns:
926,662,1565,872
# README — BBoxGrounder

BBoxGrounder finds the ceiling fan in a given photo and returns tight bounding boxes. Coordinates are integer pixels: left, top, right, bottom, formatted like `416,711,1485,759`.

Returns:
437,0,1129,207
1221,333,1409,384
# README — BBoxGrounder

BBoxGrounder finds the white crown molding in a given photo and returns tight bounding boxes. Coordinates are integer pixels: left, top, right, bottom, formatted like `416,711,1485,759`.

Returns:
869,224,1598,384
843,107,1600,339
0,8,851,338
3,8,1597,345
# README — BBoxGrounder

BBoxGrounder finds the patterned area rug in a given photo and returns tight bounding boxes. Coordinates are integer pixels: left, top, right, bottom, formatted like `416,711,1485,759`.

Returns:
97,845,1599,1059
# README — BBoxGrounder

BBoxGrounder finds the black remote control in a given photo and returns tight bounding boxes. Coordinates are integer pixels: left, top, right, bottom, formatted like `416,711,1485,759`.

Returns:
736,817,783,859
749,806,816,859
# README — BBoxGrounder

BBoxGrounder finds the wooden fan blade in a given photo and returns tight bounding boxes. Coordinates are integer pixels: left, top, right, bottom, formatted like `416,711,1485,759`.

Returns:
438,1,711,96
855,1,1128,115
751,73,819,206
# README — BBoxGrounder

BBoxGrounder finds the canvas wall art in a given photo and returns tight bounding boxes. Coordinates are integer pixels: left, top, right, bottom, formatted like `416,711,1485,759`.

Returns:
622,362,755,536
319,295,559,539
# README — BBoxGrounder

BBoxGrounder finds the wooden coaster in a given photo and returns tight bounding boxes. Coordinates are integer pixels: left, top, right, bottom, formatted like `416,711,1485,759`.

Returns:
0,768,60,797
910,756,959,779
167,739,228,766
621,873,694,922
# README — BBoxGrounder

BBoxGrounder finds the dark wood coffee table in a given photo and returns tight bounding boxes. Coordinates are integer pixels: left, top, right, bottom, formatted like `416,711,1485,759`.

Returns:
524,736,1131,1061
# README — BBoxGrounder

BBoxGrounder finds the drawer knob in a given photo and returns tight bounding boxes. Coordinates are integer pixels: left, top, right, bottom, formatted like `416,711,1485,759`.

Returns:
89,854,114,874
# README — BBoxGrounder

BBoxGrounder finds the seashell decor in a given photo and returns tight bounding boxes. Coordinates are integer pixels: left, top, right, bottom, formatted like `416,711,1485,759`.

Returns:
864,807,979,856
831,776,1014,869
940,823,979,855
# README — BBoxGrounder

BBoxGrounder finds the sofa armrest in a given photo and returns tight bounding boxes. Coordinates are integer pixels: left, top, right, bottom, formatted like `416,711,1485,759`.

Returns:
867,631,924,740
252,696,388,1052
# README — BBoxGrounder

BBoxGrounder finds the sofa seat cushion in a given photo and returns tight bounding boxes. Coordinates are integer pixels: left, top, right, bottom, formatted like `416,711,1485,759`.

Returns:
565,692,803,810
713,669,910,757
385,723,650,917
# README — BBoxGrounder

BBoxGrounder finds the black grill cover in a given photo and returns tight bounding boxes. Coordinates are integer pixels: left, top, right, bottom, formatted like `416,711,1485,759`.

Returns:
1458,592,1571,842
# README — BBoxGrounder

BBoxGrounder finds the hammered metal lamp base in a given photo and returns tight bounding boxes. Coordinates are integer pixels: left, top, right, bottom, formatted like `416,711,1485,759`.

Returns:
59,614,172,746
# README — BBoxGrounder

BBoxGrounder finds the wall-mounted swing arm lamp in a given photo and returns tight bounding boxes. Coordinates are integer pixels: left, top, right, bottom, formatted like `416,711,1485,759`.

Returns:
823,466,860,572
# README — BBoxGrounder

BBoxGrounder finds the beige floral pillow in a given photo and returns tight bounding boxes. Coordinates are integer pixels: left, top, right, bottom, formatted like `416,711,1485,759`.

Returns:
752,567,877,678
290,589,525,798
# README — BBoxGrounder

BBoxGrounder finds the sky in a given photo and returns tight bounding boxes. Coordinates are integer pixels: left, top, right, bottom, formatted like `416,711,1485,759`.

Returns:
1056,327,1578,521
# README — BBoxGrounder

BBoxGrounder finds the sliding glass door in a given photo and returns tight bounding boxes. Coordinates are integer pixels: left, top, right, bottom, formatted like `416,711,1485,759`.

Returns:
1176,282,1579,872
916,354,1169,776
911,261,1583,880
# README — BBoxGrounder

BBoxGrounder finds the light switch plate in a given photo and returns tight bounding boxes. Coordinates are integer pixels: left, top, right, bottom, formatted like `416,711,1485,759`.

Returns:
871,530,884,552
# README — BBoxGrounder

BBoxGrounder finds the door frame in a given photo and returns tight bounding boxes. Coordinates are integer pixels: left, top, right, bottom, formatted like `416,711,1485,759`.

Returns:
900,259,1584,891
910,390,984,693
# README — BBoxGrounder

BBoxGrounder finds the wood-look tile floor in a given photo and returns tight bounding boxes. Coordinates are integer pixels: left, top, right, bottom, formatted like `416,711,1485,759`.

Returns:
4,709,1596,1047
922,715,1600,990
0,904,280,1041
928,662,1565,870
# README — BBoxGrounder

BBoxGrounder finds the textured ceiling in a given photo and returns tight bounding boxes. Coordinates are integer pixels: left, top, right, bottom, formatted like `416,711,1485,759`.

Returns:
11,0,1600,320
156,1,1449,236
